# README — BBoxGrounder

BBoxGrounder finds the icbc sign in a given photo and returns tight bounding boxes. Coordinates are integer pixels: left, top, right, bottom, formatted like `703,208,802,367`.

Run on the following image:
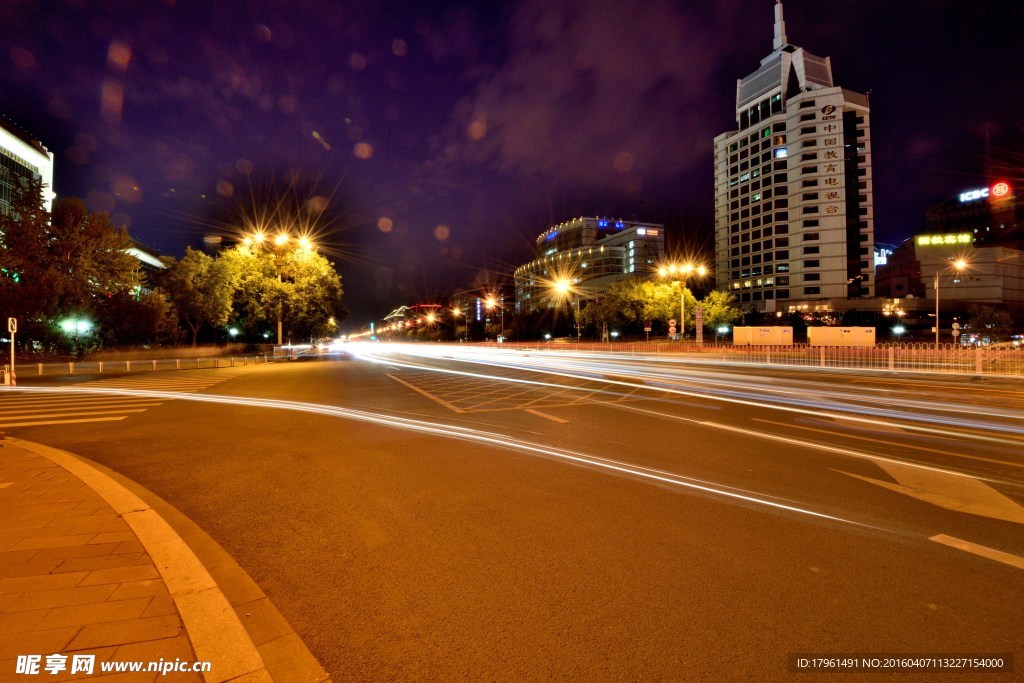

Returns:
991,181,1010,197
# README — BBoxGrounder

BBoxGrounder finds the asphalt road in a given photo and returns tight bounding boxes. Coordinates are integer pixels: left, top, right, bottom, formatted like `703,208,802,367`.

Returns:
2,345,1022,680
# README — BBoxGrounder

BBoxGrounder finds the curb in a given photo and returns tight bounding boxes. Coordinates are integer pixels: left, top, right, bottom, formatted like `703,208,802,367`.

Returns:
8,437,330,682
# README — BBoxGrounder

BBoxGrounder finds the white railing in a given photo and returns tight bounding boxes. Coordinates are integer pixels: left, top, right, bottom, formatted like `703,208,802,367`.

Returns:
9,354,273,379
483,341,1024,377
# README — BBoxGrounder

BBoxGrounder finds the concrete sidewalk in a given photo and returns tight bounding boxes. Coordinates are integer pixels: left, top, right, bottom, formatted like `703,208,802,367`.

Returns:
0,437,329,682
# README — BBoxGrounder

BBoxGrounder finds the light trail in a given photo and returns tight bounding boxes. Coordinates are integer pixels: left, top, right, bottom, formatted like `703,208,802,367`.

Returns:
349,344,1024,447
0,385,864,527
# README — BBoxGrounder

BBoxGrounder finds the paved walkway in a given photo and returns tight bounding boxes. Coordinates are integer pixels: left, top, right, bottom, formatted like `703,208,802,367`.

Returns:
0,437,329,682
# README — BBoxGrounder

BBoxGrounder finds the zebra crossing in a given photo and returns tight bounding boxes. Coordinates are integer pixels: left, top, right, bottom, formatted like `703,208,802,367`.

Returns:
0,372,238,428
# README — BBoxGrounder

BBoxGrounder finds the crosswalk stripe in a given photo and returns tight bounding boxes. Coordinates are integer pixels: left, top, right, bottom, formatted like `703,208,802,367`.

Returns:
0,409,151,420
0,416,127,427
0,404,162,416
0,398,165,408
0,371,240,428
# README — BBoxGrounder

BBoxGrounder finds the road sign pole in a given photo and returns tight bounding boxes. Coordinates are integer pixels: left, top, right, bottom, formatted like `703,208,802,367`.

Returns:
7,317,16,386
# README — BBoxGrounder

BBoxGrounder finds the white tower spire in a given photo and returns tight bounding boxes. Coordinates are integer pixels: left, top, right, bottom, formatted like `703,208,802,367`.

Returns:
773,0,788,50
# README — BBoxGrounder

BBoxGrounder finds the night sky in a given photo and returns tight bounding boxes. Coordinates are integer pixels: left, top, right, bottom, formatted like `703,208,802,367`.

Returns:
2,0,1021,326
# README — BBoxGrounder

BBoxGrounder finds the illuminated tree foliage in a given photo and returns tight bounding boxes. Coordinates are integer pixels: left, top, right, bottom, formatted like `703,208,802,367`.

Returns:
0,179,140,351
699,290,742,330
159,248,237,347
219,244,346,341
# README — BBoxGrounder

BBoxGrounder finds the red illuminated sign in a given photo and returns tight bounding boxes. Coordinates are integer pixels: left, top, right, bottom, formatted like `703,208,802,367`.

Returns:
991,181,1010,197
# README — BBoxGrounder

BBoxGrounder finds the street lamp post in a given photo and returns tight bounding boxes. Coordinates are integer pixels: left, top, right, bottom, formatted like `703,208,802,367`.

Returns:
657,263,708,342
485,294,505,343
243,231,316,346
934,259,967,349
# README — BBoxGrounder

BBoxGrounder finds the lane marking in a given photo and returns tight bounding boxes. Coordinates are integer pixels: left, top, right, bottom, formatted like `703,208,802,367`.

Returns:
752,418,1024,469
386,373,465,413
838,465,1024,525
930,534,1024,570
524,408,569,424
0,416,127,427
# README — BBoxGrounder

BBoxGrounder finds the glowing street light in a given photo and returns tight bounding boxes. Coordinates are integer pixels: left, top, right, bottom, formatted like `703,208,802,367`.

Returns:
485,294,505,343
59,318,92,356
934,258,968,349
657,262,709,342
243,230,316,345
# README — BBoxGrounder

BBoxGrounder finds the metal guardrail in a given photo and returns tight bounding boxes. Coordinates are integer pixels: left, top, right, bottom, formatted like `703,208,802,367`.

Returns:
482,342,1024,377
9,354,274,379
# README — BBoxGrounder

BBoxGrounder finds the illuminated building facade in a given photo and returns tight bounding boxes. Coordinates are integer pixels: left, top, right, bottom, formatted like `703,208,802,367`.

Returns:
0,116,54,216
925,181,1022,249
875,233,1024,309
713,1,874,313
514,216,666,314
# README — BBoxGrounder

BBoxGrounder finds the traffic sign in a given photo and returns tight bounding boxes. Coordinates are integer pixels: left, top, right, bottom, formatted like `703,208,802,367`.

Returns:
643,324,652,332
7,317,15,334
952,322,960,329
668,325,677,335
668,319,676,327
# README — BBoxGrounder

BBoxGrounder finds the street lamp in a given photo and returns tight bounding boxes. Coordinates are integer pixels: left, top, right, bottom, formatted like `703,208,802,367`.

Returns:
551,278,581,341
934,258,967,349
242,230,316,345
59,318,92,356
485,294,504,343
657,262,709,341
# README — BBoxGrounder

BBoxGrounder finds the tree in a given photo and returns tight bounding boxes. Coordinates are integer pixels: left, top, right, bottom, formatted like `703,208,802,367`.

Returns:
967,305,1013,341
279,248,346,340
219,244,346,342
95,289,182,347
160,248,237,346
1,182,140,352
699,290,741,331
579,278,696,337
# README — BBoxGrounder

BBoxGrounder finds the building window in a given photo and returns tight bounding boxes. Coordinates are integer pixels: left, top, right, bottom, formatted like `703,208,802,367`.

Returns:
803,206,819,214
804,259,819,268
804,287,820,295
775,237,789,247
803,246,820,255
803,219,819,227
804,232,819,241
801,165,818,175
801,179,819,187
800,113,815,121
801,153,818,161
799,100,817,109
804,273,820,282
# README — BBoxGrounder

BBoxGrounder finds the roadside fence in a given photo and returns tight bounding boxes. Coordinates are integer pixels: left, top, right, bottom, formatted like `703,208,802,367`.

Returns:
480,341,1024,378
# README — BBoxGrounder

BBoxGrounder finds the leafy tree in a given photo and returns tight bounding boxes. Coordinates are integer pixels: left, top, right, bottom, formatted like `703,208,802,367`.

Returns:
1,181,139,352
160,248,237,346
967,304,1013,341
279,248,346,340
219,245,345,342
699,290,741,331
579,277,696,337
95,289,182,347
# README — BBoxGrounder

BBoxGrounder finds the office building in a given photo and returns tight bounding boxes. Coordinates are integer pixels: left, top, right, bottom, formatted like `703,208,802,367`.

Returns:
714,1,874,313
0,116,55,215
514,216,666,314
925,181,1022,249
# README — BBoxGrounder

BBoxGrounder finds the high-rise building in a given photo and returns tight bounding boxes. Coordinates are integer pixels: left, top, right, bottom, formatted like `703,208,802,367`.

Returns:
514,216,666,314
714,1,874,313
0,116,55,215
